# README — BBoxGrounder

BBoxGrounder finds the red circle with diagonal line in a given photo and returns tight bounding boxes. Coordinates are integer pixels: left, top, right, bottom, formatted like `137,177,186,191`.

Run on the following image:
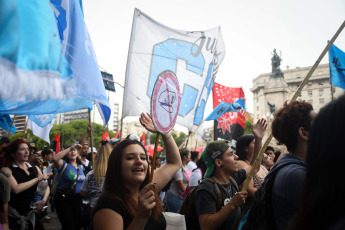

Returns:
151,70,181,133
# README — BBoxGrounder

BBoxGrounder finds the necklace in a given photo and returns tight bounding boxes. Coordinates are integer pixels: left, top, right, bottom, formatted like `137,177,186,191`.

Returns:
212,176,232,206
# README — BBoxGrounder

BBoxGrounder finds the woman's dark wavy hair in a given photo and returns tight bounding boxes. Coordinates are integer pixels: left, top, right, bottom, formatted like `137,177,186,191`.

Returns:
3,139,28,166
236,134,254,161
289,95,345,230
271,100,313,153
102,139,163,220
62,145,82,165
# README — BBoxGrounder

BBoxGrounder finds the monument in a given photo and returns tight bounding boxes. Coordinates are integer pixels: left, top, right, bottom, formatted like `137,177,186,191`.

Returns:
265,49,290,116
270,49,284,79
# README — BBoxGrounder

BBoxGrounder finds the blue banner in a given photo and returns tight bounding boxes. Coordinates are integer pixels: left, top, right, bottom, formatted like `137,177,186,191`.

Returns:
50,0,111,126
0,0,93,119
0,114,16,134
206,98,245,121
329,44,345,90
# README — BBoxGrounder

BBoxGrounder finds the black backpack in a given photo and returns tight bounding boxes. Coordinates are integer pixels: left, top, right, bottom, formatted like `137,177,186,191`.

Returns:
178,177,238,230
242,161,304,230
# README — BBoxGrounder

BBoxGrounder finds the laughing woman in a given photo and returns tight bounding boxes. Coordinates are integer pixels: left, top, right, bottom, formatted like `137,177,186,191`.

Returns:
1,139,51,230
92,113,182,230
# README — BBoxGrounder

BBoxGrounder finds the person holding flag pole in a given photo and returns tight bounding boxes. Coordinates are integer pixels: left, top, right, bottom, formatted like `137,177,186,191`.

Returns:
240,20,345,230
92,112,181,230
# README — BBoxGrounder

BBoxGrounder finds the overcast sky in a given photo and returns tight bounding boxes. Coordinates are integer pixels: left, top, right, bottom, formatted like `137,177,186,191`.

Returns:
82,0,345,129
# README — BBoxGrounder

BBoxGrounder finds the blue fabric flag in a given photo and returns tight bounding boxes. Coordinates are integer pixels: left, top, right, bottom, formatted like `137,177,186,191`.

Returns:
50,0,111,126
205,98,246,121
0,0,93,118
0,114,16,134
329,44,345,90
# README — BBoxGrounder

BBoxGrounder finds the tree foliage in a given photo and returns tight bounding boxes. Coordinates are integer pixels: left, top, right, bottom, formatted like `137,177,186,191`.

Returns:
9,120,113,150
244,120,253,134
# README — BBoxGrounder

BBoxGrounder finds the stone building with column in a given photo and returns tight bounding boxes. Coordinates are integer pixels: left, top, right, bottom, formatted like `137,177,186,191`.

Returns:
251,63,345,149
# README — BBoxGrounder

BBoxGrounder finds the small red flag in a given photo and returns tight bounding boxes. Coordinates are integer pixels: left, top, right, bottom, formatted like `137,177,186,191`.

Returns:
141,132,146,148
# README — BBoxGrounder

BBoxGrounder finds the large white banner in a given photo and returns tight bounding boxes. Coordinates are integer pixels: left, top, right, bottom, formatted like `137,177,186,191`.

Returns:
123,8,225,132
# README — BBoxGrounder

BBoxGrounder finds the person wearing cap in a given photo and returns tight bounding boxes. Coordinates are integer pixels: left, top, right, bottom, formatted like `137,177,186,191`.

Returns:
109,138,120,150
194,118,267,230
28,142,38,155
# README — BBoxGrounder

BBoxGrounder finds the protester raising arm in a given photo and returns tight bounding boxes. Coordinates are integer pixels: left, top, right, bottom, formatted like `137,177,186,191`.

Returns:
52,144,82,169
243,118,267,175
139,112,182,192
93,112,181,230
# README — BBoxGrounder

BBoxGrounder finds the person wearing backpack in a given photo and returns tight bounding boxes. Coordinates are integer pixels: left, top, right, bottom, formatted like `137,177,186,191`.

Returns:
242,100,316,230
193,118,267,230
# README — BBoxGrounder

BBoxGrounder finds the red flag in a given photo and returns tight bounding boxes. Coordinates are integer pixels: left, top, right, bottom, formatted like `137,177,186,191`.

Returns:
105,130,110,141
212,83,246,140
141,132,146,147
114,132,118,139
54,133,61,154
102,133,106,141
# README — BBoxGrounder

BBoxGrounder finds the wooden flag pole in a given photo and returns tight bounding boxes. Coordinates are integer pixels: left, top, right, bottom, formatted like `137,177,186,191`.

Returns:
89,111,95,167
242,20,345,192
149,133,160,182
180,120,204,149
23,116,28,139
8,115,16,138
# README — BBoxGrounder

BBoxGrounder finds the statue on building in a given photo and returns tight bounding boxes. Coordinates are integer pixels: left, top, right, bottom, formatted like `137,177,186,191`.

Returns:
267,101,277,115
270,49,284,79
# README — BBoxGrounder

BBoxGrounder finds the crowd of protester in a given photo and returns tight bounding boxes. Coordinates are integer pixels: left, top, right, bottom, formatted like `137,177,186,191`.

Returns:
0,96,345,230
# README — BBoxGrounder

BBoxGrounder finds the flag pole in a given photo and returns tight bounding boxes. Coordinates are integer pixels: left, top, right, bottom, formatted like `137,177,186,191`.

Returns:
23,116,28,139
89,111,95,167
241,20,345,192
8,115,16,138
183,120,204,149
120,117,124,140
149,133,160,182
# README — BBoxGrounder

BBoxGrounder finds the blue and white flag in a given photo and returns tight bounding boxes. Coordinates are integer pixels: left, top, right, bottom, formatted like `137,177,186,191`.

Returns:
122,9,225,132
0,114,16,134
329,44,345,90
0,0,92,117
28,114,56,128
205,98,246,121
50,0,111,126
27,119,53,144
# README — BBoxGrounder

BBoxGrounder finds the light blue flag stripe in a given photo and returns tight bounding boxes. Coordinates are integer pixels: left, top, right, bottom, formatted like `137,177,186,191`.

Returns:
205,98,246,121
0,114,16,134
50,0,111,126
0,0,93,119
329,44,345,90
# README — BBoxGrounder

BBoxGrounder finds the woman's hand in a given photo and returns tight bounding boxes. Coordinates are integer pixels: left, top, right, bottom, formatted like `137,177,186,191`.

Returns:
139,113,157,134
137,182,157,219
73,144,82,150
228,191,248,207
33,199,46,212
38,172,53,181
253,118,267,140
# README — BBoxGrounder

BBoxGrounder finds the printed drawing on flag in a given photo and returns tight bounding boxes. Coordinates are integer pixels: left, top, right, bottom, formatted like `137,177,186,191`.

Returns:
329,44,345,90
212,83,246,141
122,8,225,132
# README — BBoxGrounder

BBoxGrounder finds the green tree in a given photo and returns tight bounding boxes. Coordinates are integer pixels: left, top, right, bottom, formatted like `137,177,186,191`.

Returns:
244,120,253,134
50,120,109,150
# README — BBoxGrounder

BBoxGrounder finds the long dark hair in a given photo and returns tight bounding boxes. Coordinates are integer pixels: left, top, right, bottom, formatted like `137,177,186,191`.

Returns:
289,95,345,229
3,139,28,166
102,139,163,220
236,134,254,161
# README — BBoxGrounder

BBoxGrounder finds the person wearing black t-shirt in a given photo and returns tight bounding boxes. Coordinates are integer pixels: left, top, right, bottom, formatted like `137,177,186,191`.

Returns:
195,118,267,230
92,113,182,230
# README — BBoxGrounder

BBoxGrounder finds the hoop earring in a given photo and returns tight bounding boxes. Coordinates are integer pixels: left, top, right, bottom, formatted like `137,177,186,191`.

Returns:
220,164,223,168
